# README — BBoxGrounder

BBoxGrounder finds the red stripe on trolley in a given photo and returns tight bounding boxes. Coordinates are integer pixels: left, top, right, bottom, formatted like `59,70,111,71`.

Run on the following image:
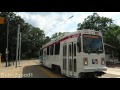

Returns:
42,33,81,49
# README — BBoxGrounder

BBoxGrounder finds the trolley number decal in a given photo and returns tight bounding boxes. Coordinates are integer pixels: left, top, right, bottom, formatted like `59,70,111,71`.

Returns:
92,59,98,64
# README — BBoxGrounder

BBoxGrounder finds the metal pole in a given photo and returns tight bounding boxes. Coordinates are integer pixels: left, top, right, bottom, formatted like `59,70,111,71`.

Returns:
6,19,9,67
20,33,21,64
18,32,21,65
16,24,20,68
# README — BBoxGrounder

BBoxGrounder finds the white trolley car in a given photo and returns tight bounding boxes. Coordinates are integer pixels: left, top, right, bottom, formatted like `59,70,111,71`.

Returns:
39,29,107,78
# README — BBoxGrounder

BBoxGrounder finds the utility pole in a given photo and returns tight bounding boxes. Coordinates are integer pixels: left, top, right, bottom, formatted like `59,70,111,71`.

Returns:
6,17,9,67
18,32,21,65
16,24,20,68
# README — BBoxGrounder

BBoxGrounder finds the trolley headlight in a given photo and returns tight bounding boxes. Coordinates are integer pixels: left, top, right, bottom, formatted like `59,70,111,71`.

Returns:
101,58,105,65
83,57,88,66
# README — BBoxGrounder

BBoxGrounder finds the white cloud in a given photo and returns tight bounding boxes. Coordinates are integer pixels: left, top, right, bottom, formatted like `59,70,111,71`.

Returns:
97,12,120,18
15,12,120,37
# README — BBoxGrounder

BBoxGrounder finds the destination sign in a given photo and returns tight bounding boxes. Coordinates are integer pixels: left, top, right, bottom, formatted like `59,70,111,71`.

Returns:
83,35,98,38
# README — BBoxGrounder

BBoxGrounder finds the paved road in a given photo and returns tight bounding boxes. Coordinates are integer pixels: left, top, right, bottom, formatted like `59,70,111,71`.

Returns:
0,60,65,78
22,65,65,78
22,65,49,78
27,61,120,78
40,66,120,78
1,60,120,78
22,65,120,78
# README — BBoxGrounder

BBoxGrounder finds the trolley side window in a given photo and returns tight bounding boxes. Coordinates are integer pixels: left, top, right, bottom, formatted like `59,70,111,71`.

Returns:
47,47,49,55
69,44,72,56
77,36,81,53
63,46,64,56
55,43,60,55
74,43,76,56
50,45,54,55
65,44,67,56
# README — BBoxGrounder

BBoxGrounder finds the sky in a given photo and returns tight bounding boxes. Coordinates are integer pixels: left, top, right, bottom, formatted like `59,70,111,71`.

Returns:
15,12,120,37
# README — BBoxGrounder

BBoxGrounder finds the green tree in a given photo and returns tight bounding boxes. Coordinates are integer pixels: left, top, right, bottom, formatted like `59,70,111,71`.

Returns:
77,13,113,34
77,12,120,60
51,32,63,39
104,24,120,47
0,12,46,61
44,36,51,44
0,12,22,61
27,27,45,58
103,24,120,61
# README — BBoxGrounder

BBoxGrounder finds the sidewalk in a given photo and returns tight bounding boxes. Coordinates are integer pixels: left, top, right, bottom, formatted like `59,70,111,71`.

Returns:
0,65,22,78
105,63,120,76
0,60,40,78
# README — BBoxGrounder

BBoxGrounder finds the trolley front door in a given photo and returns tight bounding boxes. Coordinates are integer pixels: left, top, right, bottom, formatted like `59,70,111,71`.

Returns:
68,42,77,77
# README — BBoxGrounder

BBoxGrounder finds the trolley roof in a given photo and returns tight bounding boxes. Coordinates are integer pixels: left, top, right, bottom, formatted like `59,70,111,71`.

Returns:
41,29,102,49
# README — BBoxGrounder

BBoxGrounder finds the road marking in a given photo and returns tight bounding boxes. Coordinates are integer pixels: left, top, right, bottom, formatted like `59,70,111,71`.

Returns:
37,65,63,78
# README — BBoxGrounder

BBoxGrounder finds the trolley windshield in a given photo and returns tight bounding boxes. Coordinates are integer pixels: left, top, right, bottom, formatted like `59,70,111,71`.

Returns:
83,34,103,54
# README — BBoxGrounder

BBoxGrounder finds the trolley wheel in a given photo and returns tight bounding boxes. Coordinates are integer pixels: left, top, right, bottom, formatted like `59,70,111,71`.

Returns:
55,66,61,74
52,65,61,74
78,73,84,78
78,73,96,78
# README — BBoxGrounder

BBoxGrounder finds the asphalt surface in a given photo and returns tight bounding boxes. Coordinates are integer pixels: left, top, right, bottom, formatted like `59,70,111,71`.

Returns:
1,60,120,78
22,65,49,78
0,60,65,78
22,64,120,78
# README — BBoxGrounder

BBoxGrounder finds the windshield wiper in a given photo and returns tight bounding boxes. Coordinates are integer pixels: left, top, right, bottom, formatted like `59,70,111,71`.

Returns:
94,49,103,54
98,49,103,53
88,48,91,54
